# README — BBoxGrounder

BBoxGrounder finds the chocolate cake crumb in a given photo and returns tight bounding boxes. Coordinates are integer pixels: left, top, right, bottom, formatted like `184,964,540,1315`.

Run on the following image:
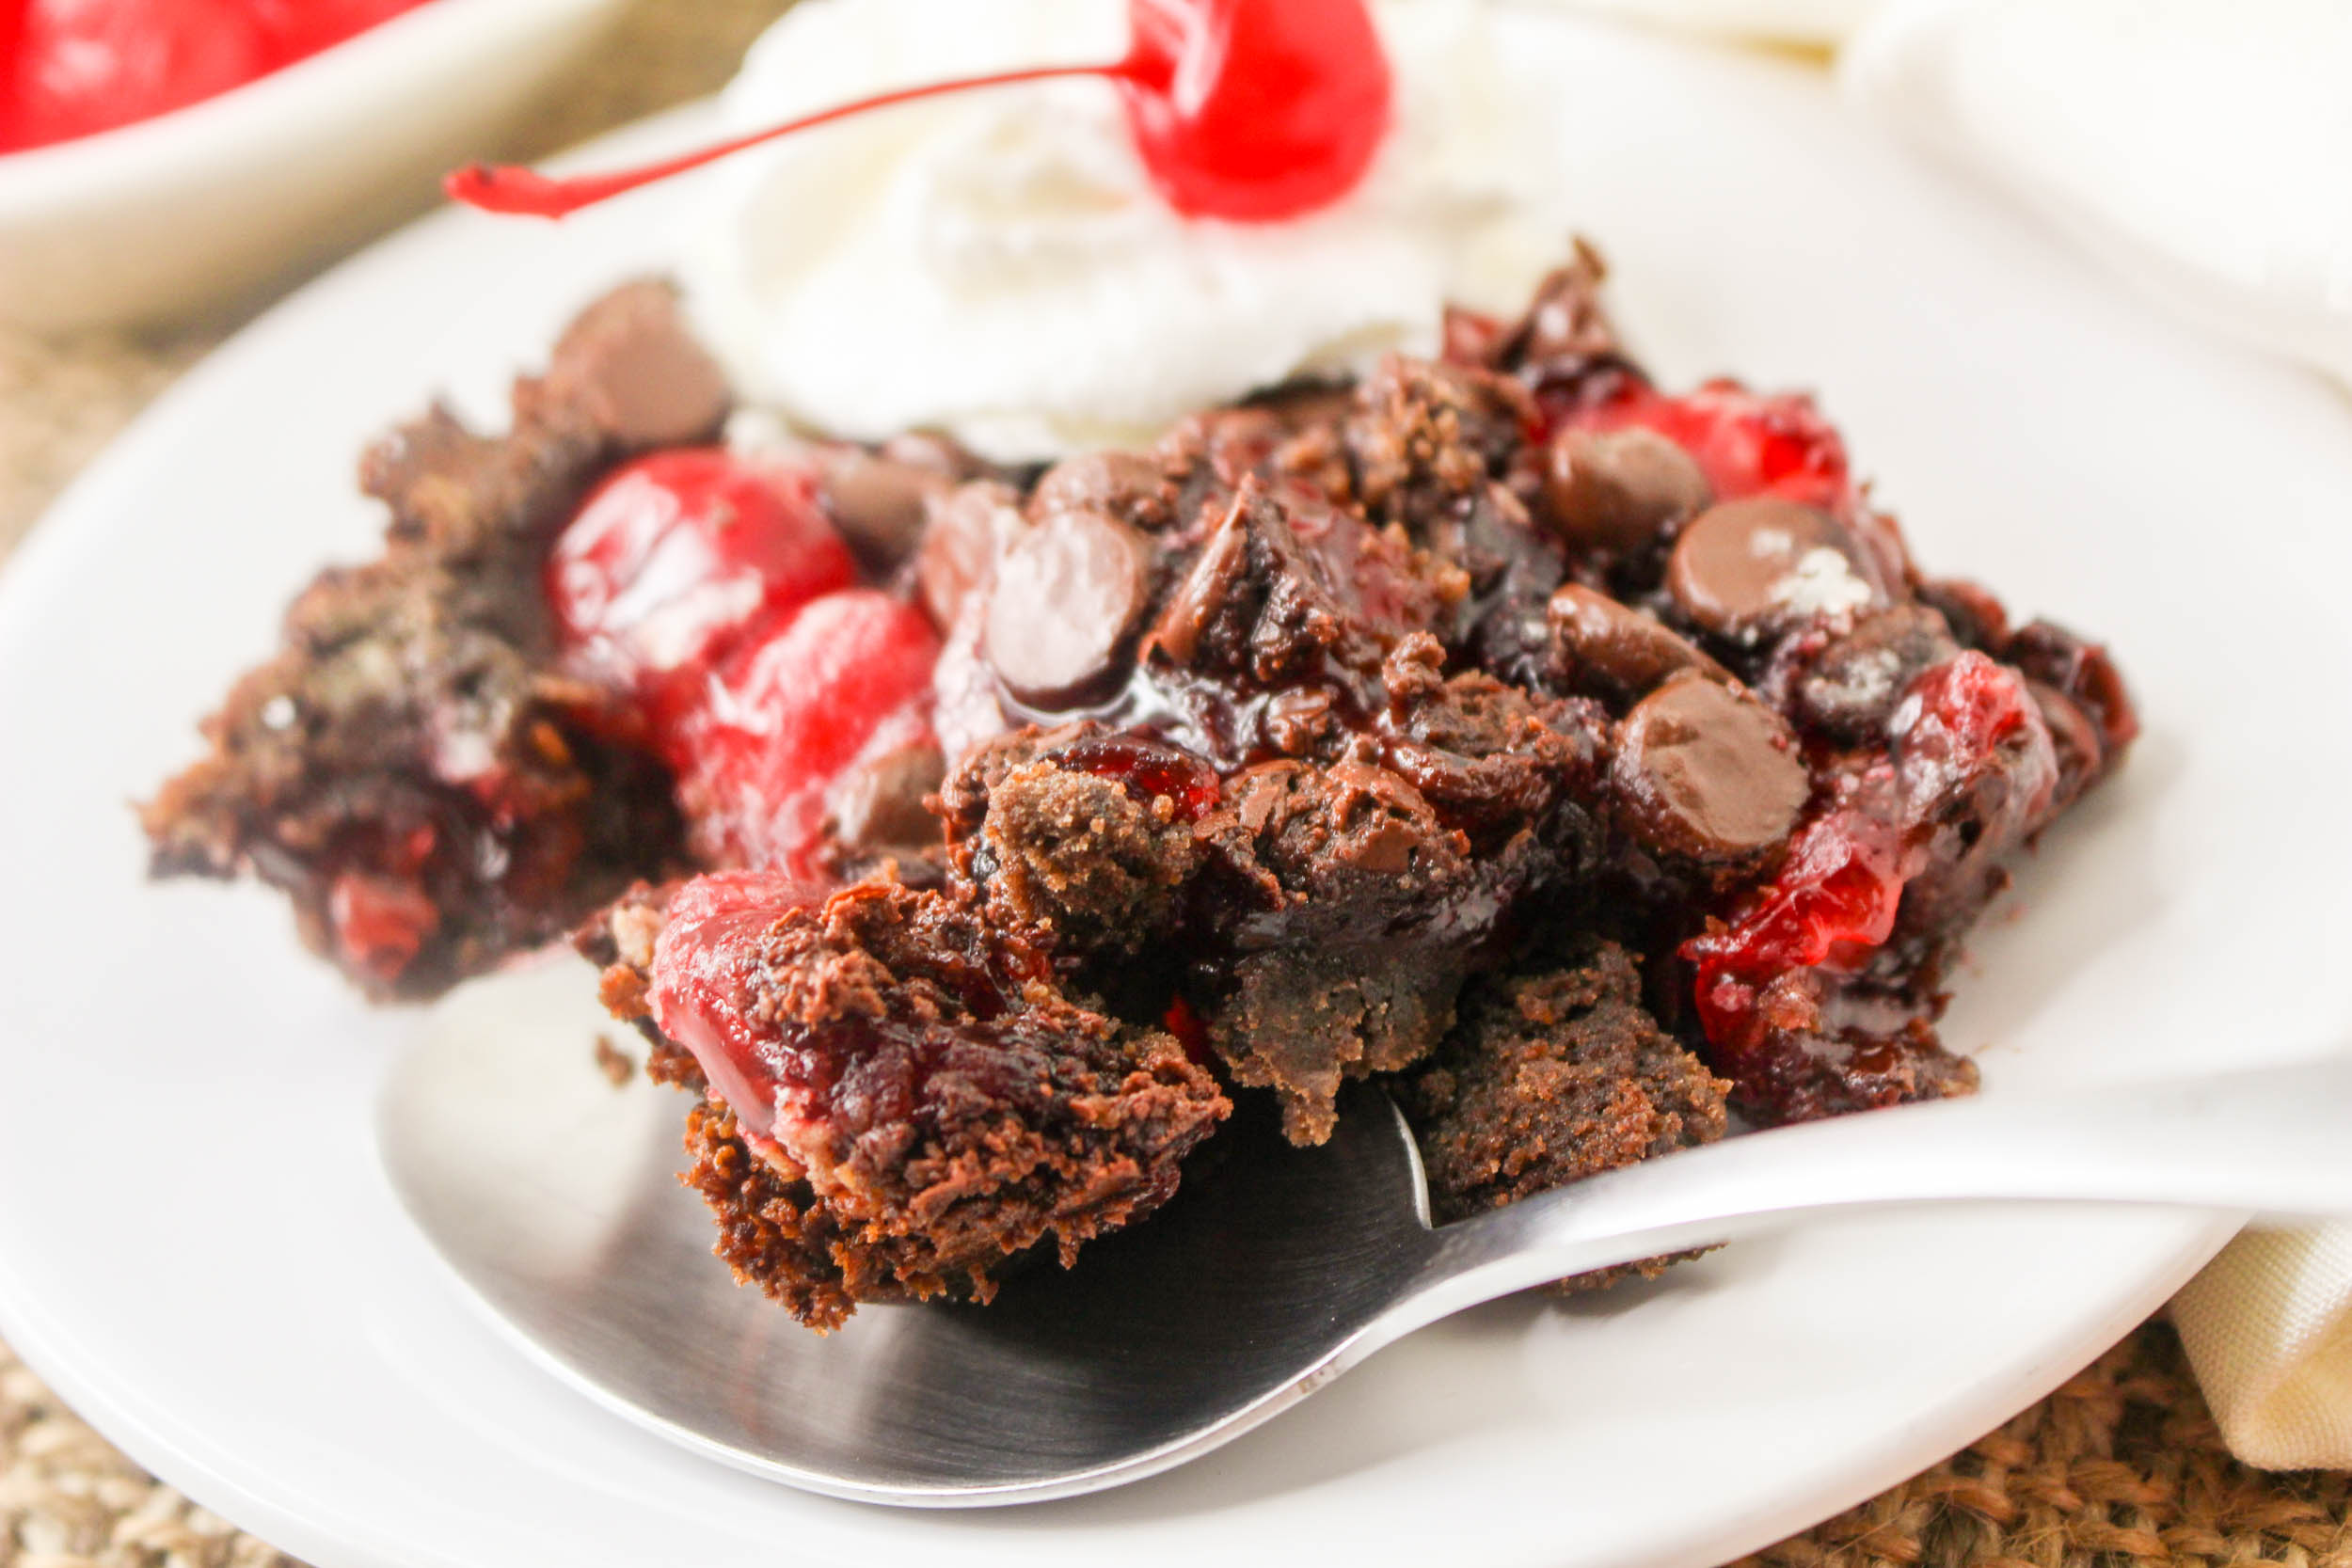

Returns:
592,878,1230,1329
1345,356,1532,535
593,1034,634,1087
142,281,716,999
1399,936,1729,1288
941,724,1205,951
1201,758,1522,1145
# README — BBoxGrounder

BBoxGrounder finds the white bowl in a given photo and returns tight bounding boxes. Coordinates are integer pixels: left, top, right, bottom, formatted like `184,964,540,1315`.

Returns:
0,0,628,333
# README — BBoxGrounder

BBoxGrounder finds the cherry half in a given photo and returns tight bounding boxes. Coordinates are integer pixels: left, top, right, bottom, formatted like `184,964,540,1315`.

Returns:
546,448,943,875
447,0,1393,225
547,448,854,734
677,588,943,871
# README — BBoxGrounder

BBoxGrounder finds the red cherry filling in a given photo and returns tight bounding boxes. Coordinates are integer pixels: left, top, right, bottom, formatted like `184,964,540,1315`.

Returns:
1056,730,1225,824
1685,807,1906,1055
676,589,942,870
547,449,854,731
1565,380,1851,513
327,868,440,981
0,0,426,152
323,821,441,981
646,867,834,1146
447,0,1393,225
546,448,941,874
1684,649,2061,1100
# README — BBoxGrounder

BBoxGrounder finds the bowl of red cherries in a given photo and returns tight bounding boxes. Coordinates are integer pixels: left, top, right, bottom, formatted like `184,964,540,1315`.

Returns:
0,0,627,332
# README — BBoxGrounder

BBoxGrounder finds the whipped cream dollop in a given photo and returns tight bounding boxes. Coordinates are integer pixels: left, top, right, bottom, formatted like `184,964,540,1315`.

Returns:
682,0,1565,462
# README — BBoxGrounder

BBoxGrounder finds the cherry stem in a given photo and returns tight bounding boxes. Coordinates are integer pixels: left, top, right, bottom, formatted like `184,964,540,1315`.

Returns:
446,59,1139,219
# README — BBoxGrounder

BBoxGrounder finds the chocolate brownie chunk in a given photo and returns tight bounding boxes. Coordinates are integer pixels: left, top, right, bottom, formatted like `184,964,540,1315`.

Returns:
1398,937,1729,1290
1132,476,1460,765
1402,936,1727,1212
1195,699,1603,1146
1203,757,1493,1144
939,724,1213,952
588,873,1230,1329
144,282,720,998
939,682,1609,1146
1344,355,1533,536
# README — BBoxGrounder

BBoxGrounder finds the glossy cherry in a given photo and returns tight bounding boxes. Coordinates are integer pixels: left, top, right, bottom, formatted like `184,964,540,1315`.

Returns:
1685,808,1909,1054
1119,0,1391,222
447,0,1393,224
545,447,945,875
646,866,836,1146
676,589,943,870
546,448,855,731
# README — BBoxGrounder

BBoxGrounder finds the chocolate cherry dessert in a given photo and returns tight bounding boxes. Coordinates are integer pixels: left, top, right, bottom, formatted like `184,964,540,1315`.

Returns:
146,252,2134,1327
144,0,2134,1329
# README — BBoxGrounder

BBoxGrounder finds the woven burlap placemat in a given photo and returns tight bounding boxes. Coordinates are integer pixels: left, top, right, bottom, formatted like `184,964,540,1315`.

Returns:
5,5,2347,1564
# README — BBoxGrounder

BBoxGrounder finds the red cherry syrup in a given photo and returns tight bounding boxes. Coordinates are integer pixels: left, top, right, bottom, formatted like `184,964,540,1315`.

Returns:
447,0,1393,224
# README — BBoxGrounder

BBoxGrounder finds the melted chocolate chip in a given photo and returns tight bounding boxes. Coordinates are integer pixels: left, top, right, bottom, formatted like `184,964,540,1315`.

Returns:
1541,427,1712,556
820,449,950,574
914,482,1020,631
1612,673,1808,864
542,283,729,450
1029,451,1168,531
1547,582,1725,699
2027,679,2104,811
1666,498,1877,641
982,507,1155,708
1791,604,1962,743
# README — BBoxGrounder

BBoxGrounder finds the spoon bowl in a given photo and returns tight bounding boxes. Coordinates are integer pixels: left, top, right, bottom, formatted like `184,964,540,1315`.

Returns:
378,959,2352,1507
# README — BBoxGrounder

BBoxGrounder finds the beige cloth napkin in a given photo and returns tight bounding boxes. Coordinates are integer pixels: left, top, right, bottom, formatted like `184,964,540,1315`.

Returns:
2173,1229,2352,1470
1535,0,2352,1472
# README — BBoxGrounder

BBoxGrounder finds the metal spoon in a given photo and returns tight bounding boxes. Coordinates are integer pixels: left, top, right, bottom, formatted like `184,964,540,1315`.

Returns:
377,961,2352,1509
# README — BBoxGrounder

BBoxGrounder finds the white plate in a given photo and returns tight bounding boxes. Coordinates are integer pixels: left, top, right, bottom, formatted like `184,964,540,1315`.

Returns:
1,14,2344,1568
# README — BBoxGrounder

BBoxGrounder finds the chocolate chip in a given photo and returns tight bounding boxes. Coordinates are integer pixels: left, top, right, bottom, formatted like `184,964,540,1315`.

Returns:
2026,679,2104,811
1028,451,1167,530
1612,673,1808,864
914,482,1020,630
820,449,950,575
879,432,977,477
545,282,729,450
1547,582,1725,699
982,507,1155,709
1666,498,1878,640
1792,604,1962,742
2004,618,2137,757
1916,576,2010,652
825,742,946,855
1541,428,1712,555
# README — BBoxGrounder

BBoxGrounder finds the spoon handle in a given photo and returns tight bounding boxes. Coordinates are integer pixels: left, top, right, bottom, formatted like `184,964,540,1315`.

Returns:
1411,1053,2352,1311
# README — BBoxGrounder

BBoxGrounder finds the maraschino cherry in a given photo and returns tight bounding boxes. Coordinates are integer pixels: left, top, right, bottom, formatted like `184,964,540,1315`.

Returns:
544,447,942,874
448,0,1393,224
546,449,854,733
